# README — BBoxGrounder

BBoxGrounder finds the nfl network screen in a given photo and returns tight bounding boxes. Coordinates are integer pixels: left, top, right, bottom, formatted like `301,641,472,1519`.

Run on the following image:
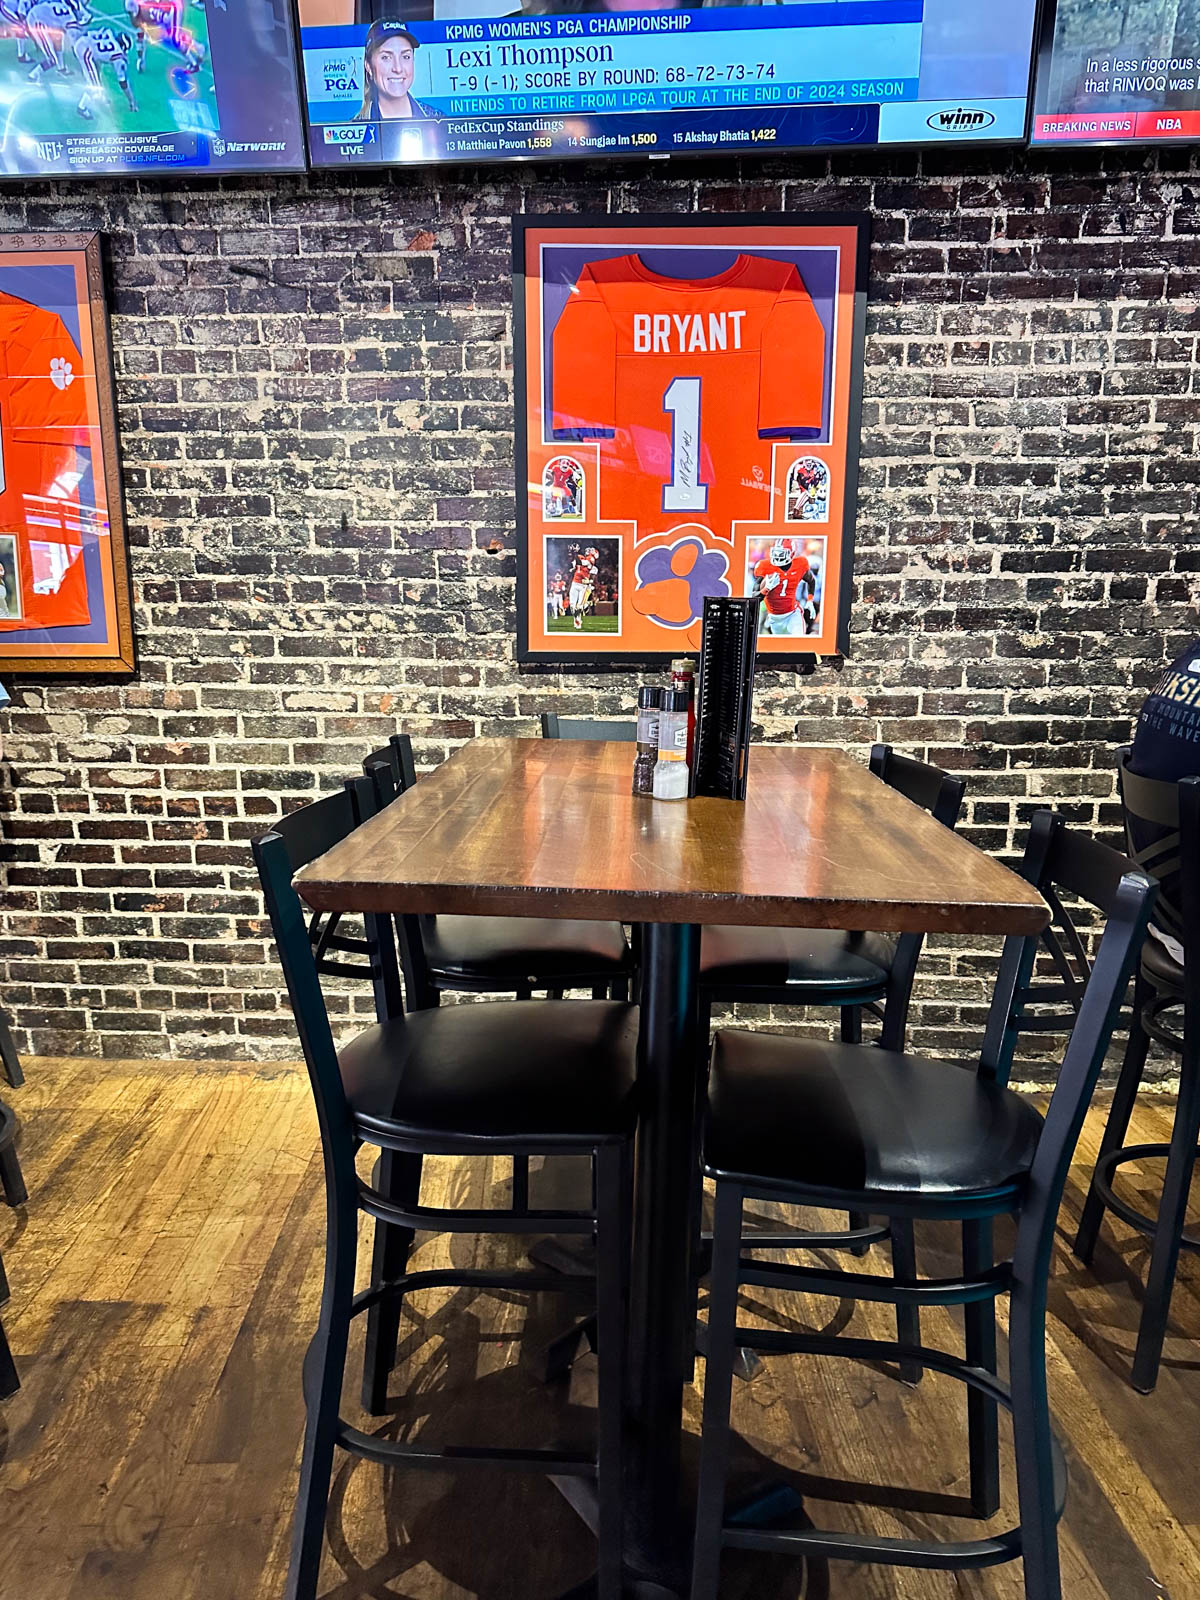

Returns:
1033,0,1200,145
300,0,1040,169
0,0,306,176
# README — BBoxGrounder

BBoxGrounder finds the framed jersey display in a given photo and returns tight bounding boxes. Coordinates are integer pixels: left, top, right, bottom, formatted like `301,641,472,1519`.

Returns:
0,233,135,678
514,212,869,669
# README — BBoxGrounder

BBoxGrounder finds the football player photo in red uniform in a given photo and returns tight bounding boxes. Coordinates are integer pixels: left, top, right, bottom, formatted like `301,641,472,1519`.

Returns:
751,539,818,637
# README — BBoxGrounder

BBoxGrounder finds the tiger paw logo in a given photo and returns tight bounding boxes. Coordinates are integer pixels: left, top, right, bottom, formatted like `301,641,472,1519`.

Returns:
631,532,731,630
49,357,73,391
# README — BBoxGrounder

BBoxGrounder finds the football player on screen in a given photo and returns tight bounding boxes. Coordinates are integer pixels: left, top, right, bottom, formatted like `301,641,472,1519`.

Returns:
753,539,816,637
69,18,138,116
25,0,87,78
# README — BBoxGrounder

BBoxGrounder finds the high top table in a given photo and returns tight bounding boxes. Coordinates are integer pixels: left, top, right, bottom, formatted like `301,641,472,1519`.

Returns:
295,738,1050,1598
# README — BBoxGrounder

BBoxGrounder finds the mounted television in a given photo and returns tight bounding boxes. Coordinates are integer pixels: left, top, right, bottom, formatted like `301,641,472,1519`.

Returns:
1033,0,1200,145
299,0,1040,170
0,0,306,177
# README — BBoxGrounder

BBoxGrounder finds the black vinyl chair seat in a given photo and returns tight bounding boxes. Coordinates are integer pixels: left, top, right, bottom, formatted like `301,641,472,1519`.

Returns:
706,1030,1044,1202
423,914,631,985
340,1000,639,1144
700,925,896,993
1141,934,1184,994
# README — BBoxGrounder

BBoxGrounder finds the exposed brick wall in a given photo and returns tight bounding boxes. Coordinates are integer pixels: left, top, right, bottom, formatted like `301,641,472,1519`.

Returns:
0,150,1195,1074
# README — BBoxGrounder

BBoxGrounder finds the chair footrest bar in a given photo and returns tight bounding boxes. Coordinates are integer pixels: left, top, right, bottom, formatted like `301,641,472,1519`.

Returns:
703,1224,890,1251
721,1520,1022,1572
736,1258,1012,1308
1093,1144,1200,1252
351,1266,589,1318
336,1424,598,1476
358,1179,599,1236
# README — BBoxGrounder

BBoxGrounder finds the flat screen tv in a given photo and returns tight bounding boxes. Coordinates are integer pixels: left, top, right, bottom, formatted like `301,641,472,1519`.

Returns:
299,0,1041,170
0,0,306,177
1033,0,1200,146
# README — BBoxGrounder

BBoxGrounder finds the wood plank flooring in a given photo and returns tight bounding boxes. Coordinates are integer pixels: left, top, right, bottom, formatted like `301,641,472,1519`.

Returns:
0,1055,1197,1599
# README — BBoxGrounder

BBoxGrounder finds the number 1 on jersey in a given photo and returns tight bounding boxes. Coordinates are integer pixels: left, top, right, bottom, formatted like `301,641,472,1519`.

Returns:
662,377,708,513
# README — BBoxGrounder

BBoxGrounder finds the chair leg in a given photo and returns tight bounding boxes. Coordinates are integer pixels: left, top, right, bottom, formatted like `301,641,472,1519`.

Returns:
609,977,630,1001
1131,1025,1200,1394
1074,971,1152,1264
512,1155,531,1214
594,1142,629,1600
890,1217,922,1385
591,985,607,1000
0,1123,27,1209
361,1149,423,1415
963,1218,1000,1518
0,1011,23,1090
0,1313,18,1399
691,1182,744,1600
841,1009,873,1251
287,1209,357,1600
546,988,564,1001
1009,1275,1062,1600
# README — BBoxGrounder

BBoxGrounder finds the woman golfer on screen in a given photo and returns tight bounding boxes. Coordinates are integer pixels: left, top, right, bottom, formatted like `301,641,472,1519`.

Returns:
355,21,434,120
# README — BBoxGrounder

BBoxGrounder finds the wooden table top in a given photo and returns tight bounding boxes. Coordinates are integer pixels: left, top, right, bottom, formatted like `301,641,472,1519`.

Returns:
295,739,1047,936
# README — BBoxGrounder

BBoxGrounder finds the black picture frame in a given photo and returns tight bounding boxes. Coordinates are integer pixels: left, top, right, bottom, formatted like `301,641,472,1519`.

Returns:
513,211,871,672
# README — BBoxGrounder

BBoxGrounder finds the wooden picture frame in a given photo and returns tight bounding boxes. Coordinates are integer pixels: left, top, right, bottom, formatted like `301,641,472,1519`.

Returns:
0,232,135,678
514,212,870,670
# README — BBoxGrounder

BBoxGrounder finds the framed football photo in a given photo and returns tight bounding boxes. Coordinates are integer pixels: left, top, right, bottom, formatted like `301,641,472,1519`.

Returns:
0,233,135,678
514,212,870,668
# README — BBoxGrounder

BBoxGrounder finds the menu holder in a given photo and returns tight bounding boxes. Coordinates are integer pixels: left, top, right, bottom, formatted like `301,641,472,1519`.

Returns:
691,596,759,801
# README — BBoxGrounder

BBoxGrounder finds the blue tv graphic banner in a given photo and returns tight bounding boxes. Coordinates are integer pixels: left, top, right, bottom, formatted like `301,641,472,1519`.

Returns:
299,0,1038,168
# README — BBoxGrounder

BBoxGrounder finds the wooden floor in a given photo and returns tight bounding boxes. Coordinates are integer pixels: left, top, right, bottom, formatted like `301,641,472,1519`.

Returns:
0,1057,1198,1600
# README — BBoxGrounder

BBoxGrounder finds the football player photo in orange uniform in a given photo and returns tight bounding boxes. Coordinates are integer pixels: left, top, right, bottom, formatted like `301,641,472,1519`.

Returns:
516,215,869,666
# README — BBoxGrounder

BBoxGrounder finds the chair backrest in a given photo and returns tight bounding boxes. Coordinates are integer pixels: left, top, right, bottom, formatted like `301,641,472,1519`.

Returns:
541,712,638,742
359,755,438,1011
363,733,416,792
869,745,967,1050
253,818,365,1223
1116,743,1200,966
259,776,404,1021
869,742,965,829
973,812,1156,1296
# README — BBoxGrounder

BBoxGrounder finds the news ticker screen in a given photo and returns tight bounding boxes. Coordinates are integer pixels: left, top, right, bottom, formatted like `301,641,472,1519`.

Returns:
0,0,306,177
1033,0,1200,145
300,0,1041,170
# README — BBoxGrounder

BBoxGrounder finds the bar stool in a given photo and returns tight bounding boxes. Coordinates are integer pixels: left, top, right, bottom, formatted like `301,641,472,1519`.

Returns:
696,745,966,1375
254,777,634,1600
1074,749,1200,1392
690,812,1155,1600
365,735,633,1013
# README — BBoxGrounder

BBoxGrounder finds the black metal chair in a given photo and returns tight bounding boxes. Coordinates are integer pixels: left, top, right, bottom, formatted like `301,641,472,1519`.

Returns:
696,745,966,1376
690,811,1155,1600
541,712,637,742
0,1248,18,1399
254,778,634,1600
698,743,966,1047
1074,748,1200,1393
364,736,633,1013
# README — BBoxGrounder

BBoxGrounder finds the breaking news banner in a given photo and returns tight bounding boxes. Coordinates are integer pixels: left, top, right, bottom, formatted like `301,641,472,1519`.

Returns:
297,0,1039,168
513,212,870,669
1033,0,1200,145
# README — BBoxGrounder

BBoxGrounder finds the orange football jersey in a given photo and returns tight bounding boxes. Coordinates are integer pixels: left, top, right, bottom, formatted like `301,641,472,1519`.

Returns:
0,291,93,632
550,254,826,542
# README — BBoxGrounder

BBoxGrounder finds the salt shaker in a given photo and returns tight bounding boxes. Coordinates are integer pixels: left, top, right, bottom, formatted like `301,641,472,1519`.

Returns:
652,688,691,800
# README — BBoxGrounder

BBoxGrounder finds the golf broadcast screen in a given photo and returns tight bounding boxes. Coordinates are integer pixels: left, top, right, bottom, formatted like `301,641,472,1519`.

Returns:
0,0,306,176
299,0,1040,170
1033,0,1200,145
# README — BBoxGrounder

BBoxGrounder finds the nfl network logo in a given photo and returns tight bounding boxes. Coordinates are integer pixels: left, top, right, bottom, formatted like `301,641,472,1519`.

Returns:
212,138,226,157
926,107,996,133
35,140,64,163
